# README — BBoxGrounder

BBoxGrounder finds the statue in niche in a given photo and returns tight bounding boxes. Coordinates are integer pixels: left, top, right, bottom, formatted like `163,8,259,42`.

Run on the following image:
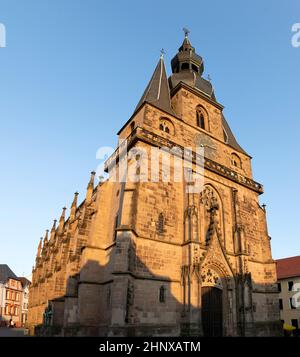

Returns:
184,205,199,242
200,186,223,244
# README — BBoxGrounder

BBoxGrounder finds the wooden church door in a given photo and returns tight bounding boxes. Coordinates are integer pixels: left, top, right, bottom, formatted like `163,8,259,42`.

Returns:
201,286,223,337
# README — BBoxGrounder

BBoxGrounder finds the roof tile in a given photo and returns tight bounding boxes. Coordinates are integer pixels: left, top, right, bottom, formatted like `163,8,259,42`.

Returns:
276,256,300,280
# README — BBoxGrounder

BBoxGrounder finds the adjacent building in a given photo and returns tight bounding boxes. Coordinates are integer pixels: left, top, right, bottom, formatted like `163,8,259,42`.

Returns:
276,256,300,333
20,277,31,326
0,265,24,327
28,33,281,337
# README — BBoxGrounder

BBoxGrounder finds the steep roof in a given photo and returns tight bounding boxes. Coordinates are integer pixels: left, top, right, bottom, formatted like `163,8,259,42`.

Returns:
222,114,249,156
19,277,31,287
134,56,176,117
169,71,214,97
0,264,18,283
276,256,300,280
125,36,250,158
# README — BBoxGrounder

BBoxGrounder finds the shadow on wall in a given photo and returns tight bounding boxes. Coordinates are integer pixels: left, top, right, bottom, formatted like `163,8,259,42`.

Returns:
33,235,282,337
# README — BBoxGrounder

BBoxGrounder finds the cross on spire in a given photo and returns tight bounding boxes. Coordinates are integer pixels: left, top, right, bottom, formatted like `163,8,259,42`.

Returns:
183,27,190,38
160,48,166,59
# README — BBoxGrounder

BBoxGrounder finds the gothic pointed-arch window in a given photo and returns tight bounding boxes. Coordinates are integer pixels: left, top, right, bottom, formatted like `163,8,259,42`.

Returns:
113,212,119,241
197,113,205,129
157,213,165,234
159,285,166,303
231,153,242,169
196,106,208,131
130,121,135,132
159,118,174,135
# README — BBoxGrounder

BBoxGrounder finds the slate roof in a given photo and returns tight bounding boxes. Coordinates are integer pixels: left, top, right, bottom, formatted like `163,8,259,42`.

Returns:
132,36,249,157
19,277,31,287
276,256,300,280
0,264,18,283
134,56,176,117
222,114,249,156
168,71,214,97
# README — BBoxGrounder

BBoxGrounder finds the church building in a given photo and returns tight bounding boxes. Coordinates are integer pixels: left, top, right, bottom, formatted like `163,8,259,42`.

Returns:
27,32,281,336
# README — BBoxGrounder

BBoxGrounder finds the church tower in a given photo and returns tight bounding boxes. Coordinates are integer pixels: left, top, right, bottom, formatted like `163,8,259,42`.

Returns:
28,32,281,336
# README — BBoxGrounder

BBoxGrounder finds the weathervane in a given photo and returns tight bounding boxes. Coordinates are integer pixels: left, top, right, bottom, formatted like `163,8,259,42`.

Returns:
160,48,166,59
183,27,190,38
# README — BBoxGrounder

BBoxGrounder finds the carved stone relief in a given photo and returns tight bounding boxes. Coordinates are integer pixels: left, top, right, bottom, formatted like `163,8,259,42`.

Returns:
201,268,223,290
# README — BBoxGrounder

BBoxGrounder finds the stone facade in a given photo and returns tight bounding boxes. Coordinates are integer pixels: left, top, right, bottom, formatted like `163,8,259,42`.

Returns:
27,34,281,336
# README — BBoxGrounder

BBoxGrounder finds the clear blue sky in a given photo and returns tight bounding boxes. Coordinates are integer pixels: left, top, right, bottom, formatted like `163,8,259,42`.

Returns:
0,0,299,276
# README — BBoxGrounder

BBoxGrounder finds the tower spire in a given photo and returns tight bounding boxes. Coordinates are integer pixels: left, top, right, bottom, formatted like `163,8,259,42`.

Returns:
70,192,79,220
51,219,57,233
134,54,175,117
58,207,66,232
36,237,43,259
41,230,49,255
43,229,49,245
49,219,57,243
86,171,96,202
171,30,204,76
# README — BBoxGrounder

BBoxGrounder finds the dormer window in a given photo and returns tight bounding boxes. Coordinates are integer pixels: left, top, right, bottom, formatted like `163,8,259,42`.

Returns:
231,153,242,169
159,118,174,135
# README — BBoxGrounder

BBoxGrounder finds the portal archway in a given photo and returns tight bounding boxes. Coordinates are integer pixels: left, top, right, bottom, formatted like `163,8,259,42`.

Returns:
201,268,223,337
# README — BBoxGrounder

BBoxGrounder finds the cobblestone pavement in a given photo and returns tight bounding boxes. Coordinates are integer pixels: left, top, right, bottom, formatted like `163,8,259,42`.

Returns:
0,327,28,337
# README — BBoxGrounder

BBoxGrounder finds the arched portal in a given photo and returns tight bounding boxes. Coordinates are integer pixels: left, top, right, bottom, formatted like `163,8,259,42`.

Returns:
201,268,223,337
201,287,223,337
